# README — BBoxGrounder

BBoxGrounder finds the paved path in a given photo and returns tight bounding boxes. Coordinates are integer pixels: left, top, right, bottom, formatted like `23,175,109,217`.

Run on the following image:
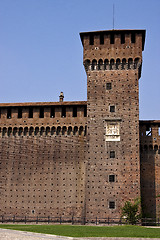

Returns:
1,228,160,240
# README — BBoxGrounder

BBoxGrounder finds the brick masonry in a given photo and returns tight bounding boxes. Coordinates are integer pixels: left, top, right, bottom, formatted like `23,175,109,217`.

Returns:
0,29,159,219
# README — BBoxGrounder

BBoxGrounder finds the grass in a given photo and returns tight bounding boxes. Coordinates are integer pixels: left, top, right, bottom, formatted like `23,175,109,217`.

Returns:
0,224,160,238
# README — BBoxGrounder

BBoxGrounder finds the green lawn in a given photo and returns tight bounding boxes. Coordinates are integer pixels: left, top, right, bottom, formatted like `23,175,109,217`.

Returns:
0,225,160,238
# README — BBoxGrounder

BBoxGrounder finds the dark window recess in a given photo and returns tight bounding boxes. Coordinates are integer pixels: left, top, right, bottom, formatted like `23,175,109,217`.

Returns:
18,108,22,118
90,34,94,45
50,107,55,118
84,106,87,117
62,106,66,117
109,175,115,182
7,108,11,119
29,107,33,118
39,107,44,118
106,82,112,90
110,33,114,44
146,127,152,136
121,33,125,44
100,34,104,44
110,106,115,112
110,151,115,158
73,106,77,117
109,201,115,209
131,33,135,43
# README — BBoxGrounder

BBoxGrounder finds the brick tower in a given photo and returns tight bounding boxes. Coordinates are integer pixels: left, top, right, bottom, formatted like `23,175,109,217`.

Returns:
80,29,146,219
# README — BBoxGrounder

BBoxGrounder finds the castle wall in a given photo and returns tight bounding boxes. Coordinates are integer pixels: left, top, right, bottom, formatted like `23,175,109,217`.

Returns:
0,103,87,218
140,121,160,218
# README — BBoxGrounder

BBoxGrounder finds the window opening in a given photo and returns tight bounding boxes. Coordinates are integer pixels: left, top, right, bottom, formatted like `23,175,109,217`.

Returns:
131,33,135,43
109,175,115,182
7,108,11,119
84,106,87,117
109,201,115,209
110,106,115,112
121,33,125,44
110,151,115,158
110,33,114,44
100,34,104,44
18,107,22,118
90,34,94,45
62,106,66,117
73,106,77,117
106,83,112,90
29,107,33,118
146,127,152,136
39,107,44,118
158,127,160,136
50,107,55,118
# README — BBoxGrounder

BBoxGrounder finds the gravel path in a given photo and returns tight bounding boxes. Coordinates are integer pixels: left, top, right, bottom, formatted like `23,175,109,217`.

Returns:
1,228,160,240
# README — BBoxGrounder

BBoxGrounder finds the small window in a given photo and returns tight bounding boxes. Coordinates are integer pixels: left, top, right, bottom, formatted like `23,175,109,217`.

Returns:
110,151,115,158
146,127,151,136
158,127,160,136
50,107,55,118
39,107,44,118
29,107,33,118
109,175,115,182
110,33,114,44
110,106,115,112
18,107,22,118
7,108,11,119
90,34,94,45
100,34,104,44
131,33,135,43
73,106,77,117
109,201,115,209
62,106,66,118
106,83,112,90
121,33,125,44
84,106,87,117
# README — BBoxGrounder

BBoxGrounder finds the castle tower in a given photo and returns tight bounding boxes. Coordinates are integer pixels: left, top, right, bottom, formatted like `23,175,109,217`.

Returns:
80,29,146,219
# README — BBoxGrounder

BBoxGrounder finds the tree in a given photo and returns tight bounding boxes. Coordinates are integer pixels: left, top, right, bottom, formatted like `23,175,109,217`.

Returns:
121,198,141,224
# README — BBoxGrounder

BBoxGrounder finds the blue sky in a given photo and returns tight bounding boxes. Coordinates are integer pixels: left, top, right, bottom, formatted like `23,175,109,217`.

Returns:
0,0,159,120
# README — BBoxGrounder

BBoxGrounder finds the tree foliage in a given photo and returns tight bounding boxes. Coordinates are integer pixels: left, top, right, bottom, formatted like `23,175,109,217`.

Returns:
121,198,141,225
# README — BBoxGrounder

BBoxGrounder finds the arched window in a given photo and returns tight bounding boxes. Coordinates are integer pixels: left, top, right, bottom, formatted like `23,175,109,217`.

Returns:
110,59,115,70
84,59,90,71
40,127,44,136
51,126,56,135
57,126,61,135
98,59,103,70
24,127,28,136
2,127,7,137
8,127,12,136
46,126,50,136
13,127,18,136
154,145,158,151
134,57,140,69
92,59,97,70
149,145,153,151
73,126,78,135
104,59,109,70
29,127,34,136
68,126,72,135
62,126,67,135
144,145,148,151
35,127,39,136
116,58,121,70
128,58,133,69
122,58,126,70
19,127,23,136
79,126,84,135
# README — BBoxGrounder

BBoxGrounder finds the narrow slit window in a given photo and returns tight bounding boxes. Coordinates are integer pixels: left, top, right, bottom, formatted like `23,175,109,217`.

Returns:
110,151,115,158
62,106,66,118
73,106,77,117
106,82,112,90
90,34,94,45
158,127,160,136
110,33,114,44
121,33,125,44
39,107,44,118
109,175,115,182
131,33,135,43
84,106,87,117
18,107,22,118
109,201,115,209
110,106,115,112
7,108,11,119
100,34,104,44
29,107,33,118
50,107,55,118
